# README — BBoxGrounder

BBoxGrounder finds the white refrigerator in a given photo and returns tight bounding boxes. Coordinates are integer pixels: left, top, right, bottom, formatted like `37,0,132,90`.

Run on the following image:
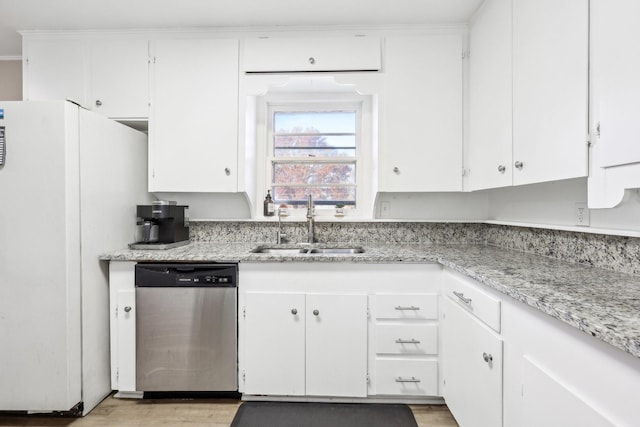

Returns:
0,101,151,414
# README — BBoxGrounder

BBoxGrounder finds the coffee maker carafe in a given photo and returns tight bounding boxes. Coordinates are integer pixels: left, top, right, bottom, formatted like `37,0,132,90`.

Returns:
131,200,190,249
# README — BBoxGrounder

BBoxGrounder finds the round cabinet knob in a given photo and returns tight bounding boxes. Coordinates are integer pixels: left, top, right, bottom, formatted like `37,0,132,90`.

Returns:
225,167,231,176
291,308,298,315
497,165,506,173
308,57,316,64
95,100,102,107
483,352,493,363
393,167,400,175
514,161,524,170
313,309,319,316
124,306,132,313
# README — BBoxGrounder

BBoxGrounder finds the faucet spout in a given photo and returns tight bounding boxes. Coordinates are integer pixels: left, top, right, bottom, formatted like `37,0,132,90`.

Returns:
306,194,315,244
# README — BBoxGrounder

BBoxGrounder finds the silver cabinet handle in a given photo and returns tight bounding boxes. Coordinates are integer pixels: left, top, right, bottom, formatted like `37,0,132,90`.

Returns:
393,166,400,175
124,306,132,313
395,305,420,311
291,308,298,315
309,57,316,64
313,309,319,316
483,352,493,363
498,165,506,173
514,161,524,170
225,167,231,176
95,100,102,107
395,376,421,383
453,291,472,305
395,338,421,344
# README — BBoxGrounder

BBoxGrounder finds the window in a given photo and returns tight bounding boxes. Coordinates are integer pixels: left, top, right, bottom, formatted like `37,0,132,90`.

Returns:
265,98,370,216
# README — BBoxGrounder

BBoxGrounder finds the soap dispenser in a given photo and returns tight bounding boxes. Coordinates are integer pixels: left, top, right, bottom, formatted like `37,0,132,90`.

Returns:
263,190,275,217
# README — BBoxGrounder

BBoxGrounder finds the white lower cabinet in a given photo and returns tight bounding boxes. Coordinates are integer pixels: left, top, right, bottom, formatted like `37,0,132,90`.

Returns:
442,271,503,427
444,268,640,427
238,262,443,400
108,262,137,393
243,291,367,397
371,292,441,397
243,292,306,396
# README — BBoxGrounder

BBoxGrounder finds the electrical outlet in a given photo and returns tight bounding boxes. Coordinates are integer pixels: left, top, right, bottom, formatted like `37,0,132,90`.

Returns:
575,202,589,226
380,201,391,218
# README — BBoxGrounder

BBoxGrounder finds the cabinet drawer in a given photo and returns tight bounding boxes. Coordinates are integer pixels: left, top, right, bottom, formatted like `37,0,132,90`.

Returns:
444,272,501,332
243,36,381,72
374,294,439,320
375,324,438,355
374,359,439,396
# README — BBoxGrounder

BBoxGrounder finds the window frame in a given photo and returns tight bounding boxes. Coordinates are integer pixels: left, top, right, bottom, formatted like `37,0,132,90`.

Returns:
256,92,373,219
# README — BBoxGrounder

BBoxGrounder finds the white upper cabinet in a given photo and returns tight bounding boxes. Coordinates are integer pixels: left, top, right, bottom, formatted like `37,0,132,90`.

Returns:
468,0,589,191
243,36,381,73
511,0,589,186
588,0,640,208
23,36,150,120
23,38,86,106
468,0,513,191
88,38,149,119
591,0,640,169
380,34,463,192
148,38,239,193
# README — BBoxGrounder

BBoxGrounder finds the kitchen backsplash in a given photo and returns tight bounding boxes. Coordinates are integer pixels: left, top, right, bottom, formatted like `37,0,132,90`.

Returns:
190,221,640,276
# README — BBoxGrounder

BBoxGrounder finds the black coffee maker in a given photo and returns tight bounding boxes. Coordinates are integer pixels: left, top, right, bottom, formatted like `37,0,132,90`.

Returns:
131,200,190,249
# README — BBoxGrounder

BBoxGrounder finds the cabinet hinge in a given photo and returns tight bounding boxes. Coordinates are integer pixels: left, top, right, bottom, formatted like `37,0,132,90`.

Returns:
115,306,118,318
586,133,592,147
366,373,370,384
242,370,246,384
366,307,370,319
116,368,119,381
462,50,470,60
462,167,469,177
242,306,246,319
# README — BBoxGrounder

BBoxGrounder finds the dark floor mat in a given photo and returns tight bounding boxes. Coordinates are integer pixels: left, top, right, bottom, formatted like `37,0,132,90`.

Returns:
230,401,419,427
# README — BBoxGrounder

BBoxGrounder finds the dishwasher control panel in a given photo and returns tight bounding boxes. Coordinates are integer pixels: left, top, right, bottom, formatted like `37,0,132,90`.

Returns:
135,263,237,288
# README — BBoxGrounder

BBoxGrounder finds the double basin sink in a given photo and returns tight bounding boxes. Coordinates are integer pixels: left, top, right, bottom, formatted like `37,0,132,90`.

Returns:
251,246,365,255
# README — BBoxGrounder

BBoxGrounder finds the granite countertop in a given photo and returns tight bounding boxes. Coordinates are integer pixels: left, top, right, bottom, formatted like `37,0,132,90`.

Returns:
101,242,640,359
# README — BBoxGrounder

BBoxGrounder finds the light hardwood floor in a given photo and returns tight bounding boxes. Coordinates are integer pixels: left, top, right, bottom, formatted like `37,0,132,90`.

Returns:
0,395,459,427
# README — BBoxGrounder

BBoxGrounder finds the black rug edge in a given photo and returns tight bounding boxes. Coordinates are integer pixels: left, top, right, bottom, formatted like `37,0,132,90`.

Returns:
231,401,418,427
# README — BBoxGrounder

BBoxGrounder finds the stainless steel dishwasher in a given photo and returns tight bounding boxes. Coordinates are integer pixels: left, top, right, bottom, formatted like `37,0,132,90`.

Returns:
135,263,238,392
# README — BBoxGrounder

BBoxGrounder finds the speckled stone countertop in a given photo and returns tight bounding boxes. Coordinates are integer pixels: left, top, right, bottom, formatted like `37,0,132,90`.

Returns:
101,242,640,359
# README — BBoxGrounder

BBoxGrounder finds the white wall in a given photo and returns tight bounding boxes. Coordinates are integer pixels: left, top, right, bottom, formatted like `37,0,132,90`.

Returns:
371,178,640,234
375,192,489,221
486,177,640,233
152,192,252,220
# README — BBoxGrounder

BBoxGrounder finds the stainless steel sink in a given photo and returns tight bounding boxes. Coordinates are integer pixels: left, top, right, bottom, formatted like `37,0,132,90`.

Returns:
307,247,365,254
251,247,308,255
250,246,365,255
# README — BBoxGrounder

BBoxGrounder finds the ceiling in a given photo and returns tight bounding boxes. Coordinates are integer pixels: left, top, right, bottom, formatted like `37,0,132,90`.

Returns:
0,0,484,58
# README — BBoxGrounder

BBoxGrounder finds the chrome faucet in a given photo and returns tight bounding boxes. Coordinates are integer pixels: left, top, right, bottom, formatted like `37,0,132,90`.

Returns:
306,194,315,244
277,209,287,244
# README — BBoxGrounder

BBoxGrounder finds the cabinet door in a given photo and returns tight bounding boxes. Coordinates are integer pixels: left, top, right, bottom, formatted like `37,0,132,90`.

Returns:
512,0,588,185
306,293,368,397
443,297,503,427
521,357,616,427
468,0,513,191
380,34,463,192
243,292,305,396
116,289,136,392
591,0,640,168
243,36,381,72
89,39,149,119
23,38,86,106
149,38,239,192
